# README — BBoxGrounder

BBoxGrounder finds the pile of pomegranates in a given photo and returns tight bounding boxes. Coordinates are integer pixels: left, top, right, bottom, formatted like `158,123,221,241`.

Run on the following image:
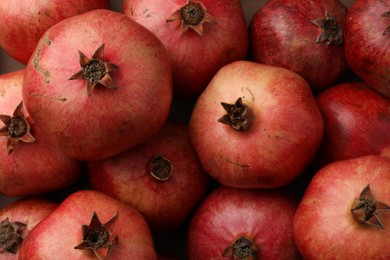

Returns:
0,0,389,259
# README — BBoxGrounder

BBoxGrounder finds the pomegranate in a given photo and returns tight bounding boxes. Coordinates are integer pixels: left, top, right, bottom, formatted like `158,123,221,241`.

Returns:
189,61,324,188
18,190,156,259
123,0,248,97
344,0,390,97
0,69,83,197
0,197,57,259
88,120,210,232
294,155,390,258
0,0,110,64
315,81,390,167
187,185,301,259
249,0,349,92
22,9,172,161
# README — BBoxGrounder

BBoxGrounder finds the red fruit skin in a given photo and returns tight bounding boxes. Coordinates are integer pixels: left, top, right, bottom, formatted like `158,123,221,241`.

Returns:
18,190,157,260
123,0,248,97
294,155,390,259
0,197,58,260
22,9,172,161
315,82,390,167
249,0,349,92
0,70,83,197
189,61,324,188
0,0,110,64
344,0,390,97
187,185,301,259
88,120,210,232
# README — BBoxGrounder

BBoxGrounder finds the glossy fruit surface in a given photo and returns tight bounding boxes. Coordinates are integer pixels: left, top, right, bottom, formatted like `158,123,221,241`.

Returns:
249,0,349,92
187,185,300,259
344,0,390,97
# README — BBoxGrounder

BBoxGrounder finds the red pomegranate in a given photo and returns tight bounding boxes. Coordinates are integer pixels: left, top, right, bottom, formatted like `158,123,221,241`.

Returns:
189,61,324,188
88,120,210,232
187,185,300,259
0,0,110,64
18,190,157,260
315,81,390,167
22,9,172,161
344,0,390,97
123,0,248,97
0,197,58,259
249,0,349,92
0,69,83,197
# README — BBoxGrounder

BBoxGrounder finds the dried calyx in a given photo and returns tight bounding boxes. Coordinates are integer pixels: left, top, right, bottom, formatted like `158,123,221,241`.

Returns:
351,184,390,229
69,44,119,97
0,101,35,155
382,11,390,36
223,236,257,259
166,0,216,36
311,12,343,45
218,97,250,131
0,218,26,254
75,211,119,260
149,155,173,181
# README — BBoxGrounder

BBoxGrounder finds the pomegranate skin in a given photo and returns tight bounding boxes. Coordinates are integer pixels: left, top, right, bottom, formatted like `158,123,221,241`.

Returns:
0,69,83,197
18,190,157,260
344,0,390,97
0,0,110,64
0,197,58,260
123,0,249,97
187,186,300,259
189,61,324,188
315,81,390,167
249,0,349,92
88,120,210,232
294,156,390,259
22,9,172,161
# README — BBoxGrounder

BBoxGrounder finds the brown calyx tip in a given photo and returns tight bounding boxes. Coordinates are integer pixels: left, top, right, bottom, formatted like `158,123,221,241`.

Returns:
223,236,257,259
351,184,390,229
166,0,216,36
69,44,119,97
0,217,26,254
74,211,119,260
311,11,343,45
149,155,173,181
218,97,250,131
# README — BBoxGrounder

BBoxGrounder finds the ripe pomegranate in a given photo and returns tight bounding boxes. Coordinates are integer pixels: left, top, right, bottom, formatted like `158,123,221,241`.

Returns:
344,0,390,97
88,120,210,232
22,9,172,161
294,155,390,258
315,81,390,167
123,0,248,97
0,69,83,197
249,0,349,92
0,197,58,259
0,0,110,64
187,185,301,259
189,61,324,188
18,190,156,259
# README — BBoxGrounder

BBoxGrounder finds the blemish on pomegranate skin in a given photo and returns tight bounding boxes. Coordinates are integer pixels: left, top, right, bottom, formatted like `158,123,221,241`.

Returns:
32,36,52,84
224,157,250,168
30,93,67,102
